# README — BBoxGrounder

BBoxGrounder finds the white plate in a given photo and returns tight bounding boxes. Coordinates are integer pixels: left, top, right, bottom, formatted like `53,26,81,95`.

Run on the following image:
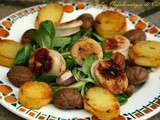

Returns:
0,3,160,120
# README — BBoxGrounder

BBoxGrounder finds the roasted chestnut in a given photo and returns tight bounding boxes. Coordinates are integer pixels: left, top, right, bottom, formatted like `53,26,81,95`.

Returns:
126,66,148,85
7,66,34,87
78,13,94,29
21,29,36,44
123,29,146,44
125,85,136,96
53,88,83,109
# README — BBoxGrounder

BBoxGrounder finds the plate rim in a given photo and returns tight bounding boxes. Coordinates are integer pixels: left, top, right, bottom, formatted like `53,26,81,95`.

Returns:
0,3,160,120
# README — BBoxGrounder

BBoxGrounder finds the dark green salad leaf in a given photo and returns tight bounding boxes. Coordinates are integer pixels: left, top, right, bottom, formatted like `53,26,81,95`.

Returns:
71,67,99,96
72,68,85,81
32,20,55,49
53,37,71,48
82,28,93,36
103,52,112,60
37,75,57,83
61,51,77,70
70,31,82,46
39,20,55,38
65,56,77,70
83,82,95,93
146,67,153,73
14,43,33,65
32,29,52,48
92,32,104,42
115,93,129,105
82,54,97,76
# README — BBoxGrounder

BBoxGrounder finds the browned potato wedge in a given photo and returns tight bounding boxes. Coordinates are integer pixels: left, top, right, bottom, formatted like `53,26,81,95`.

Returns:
129,48,160,67
84,87,120,120
134,57,160,67
0,40,22,59
35,3,63,28
71,37,103,65
19,81,53,109
132,41,160,59
0,55,14,67
95,11,126,38
129,41,160,67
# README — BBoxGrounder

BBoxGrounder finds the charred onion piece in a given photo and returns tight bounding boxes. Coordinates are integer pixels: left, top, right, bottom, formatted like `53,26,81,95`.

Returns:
91,56,128,94
112,52,126,70
103,35,130,57
29,48,66,76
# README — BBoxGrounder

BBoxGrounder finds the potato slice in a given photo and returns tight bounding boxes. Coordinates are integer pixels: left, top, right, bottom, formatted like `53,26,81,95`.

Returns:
84,87,120,120
0,40,22,59
36,3,63,28
132,41,160,59
129,47,160,67
0,55,14,67
95,11,126,38
19,81,53,109
134,56,160,67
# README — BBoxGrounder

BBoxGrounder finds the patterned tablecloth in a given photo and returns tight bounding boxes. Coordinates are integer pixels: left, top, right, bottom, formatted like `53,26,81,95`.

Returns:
0,2,159,120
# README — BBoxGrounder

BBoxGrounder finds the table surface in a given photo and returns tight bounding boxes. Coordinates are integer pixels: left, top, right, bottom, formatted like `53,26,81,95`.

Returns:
0,3,160,120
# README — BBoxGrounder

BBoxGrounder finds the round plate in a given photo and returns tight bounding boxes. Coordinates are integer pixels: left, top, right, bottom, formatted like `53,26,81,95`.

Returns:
0,3,160,120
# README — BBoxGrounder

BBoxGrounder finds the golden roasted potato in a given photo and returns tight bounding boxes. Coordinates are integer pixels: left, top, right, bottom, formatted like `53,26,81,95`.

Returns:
71,37,103,65
129,47,160,67
0,55,14,67
84,87,120,120
35,3,63,28
132,41,160,59
19,81,53,109
129,41,160,67
0,40,22,59
95,11,126,38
